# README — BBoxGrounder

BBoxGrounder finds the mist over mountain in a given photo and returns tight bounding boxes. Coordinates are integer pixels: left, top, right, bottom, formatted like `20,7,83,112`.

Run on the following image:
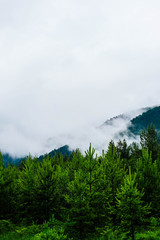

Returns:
2,105,160,165
102,107,151,128
37,145,72,162
128,106,160,135
101,106,152,141
111,106,160,139
2,145,72,166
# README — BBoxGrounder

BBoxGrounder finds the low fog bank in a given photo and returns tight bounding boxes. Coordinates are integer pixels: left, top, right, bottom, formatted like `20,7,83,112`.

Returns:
0,107,147,158
42,107,147,156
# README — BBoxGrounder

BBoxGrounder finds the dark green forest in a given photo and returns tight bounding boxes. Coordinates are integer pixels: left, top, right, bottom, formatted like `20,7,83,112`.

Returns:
1,124,160,239
128,106,160,136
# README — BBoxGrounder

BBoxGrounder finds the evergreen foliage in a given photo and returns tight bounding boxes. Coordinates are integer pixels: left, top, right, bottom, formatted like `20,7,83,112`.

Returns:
1,126,160,239
116,167,150,240
128,106,160,135
140,124,159,161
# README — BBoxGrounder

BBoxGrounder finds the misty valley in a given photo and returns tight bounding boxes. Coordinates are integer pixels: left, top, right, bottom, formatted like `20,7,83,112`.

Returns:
1,107,160,239
1,0,160,238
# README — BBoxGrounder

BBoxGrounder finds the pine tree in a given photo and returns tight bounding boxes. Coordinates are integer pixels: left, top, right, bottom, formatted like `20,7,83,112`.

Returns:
64,169,91,239
116,139,130,160
64,144,109,238
84,144,109,230
135,149,160,217
16,156,37,222
67,149,84,181
34,155,69,222
104,141,125,227
116,167,150,240
140,124,159,161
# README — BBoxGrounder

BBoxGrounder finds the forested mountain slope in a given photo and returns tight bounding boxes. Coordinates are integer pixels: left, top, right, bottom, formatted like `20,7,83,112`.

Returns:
2,145,72,166
128,106,160,135
3,106,160,165
102,106,160,139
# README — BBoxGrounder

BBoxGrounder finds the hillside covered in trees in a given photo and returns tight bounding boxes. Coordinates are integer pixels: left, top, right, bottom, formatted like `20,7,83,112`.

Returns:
1,124,160,239
126,106,160,137
2,145,72,166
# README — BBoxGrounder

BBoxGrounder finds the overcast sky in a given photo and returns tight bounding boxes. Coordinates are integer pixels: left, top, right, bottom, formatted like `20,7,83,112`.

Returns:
0,0,160,156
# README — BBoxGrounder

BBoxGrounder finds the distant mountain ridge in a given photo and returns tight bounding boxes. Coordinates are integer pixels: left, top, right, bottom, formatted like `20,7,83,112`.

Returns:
127,106,160,136
2,105,160,165
37,145,72,162
102,114,130,126
2,145,72,166
102,105,160,139
2,153,24,166
102,107,151,128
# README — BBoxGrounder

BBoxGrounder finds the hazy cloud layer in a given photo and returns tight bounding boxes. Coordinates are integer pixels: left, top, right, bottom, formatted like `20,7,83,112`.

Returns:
0,0,160,156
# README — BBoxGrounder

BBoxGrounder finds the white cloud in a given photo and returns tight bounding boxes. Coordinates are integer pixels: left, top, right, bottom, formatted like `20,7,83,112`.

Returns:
0,0,160,156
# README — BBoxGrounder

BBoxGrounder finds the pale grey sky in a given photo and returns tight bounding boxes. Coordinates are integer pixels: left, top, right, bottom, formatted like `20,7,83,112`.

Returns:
0,0,160,156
